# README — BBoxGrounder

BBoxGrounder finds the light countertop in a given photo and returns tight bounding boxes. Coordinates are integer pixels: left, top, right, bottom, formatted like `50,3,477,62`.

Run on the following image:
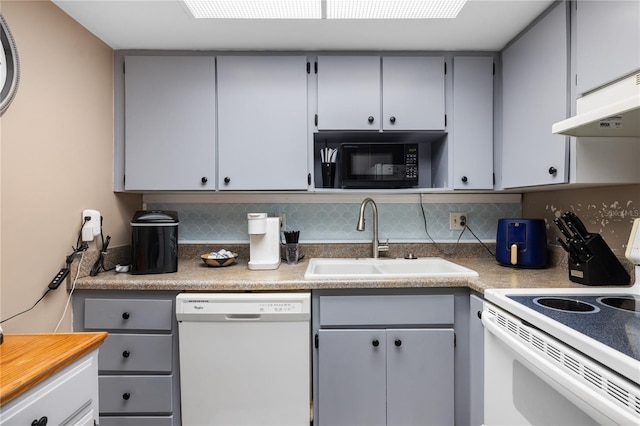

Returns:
74,256,613,294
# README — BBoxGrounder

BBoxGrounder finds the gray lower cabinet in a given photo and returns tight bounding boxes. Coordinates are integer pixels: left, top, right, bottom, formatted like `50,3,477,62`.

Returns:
318,328,454,426
314,292,456,426
72,290,180,426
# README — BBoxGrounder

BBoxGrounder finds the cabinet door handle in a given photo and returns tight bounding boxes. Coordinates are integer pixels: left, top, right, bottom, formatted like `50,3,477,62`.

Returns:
122,350,130,358
389,116,396,124
201,176,208,184
123,392,131,400
31,417,48,426
395,339,402,347
548,166,557,175
122,312,130,320
372,339,380,347
461,176,468,183
224,177,231,184
368,116,375,124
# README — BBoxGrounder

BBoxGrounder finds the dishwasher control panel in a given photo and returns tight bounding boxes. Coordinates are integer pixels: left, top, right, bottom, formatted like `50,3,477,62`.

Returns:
176,293,311,320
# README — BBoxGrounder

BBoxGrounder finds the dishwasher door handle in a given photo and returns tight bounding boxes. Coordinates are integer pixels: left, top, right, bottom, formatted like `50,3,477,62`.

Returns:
224,314,262,321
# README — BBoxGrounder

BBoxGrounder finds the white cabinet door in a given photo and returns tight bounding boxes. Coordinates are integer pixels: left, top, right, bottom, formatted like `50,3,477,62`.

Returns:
317,56,382,130
452,56,494,190
124,56,216,190
501,3,568,188
576,0,640,95
217,56,308,190
382,56,445,130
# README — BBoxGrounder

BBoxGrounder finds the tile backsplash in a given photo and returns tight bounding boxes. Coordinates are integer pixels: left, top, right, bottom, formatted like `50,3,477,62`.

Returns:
147,200,520,243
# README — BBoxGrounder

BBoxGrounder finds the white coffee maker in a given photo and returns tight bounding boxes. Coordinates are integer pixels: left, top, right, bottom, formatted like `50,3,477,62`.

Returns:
247,213,281,270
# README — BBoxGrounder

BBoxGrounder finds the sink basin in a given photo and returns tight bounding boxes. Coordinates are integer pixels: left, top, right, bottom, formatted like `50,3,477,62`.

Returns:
304,257,478,280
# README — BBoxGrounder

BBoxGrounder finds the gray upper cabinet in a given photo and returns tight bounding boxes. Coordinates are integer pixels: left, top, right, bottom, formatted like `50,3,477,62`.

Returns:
382,56,445,130
501,3,568,189
317,56,381,130
124,56,216,191
575,0,640,95
317,56,445,131
217,56,309,190
452,56,494,190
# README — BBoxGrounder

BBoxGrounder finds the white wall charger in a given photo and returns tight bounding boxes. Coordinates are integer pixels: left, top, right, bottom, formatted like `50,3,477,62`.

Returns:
82,209,101,242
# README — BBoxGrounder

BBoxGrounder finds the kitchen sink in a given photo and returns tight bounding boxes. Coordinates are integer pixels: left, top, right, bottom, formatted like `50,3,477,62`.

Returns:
304,257,478,280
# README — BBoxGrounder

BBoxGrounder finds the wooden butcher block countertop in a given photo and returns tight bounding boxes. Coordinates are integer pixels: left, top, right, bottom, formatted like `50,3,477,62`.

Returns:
0,332,107,405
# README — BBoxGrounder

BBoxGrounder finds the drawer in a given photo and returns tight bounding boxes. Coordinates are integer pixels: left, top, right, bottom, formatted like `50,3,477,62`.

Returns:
319,294,454,326
99,375,173,414
99,415,174,426
99,334,173,373
85,298,173,331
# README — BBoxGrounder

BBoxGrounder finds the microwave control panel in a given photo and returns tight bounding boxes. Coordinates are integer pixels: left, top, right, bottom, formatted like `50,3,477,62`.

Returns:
405,146,418,179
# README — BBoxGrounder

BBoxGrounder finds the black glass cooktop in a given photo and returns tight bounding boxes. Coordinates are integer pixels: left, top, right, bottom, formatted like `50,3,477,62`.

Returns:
508,294,640,362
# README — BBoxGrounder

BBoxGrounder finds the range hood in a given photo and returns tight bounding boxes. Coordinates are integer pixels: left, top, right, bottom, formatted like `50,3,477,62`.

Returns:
552,72,640,137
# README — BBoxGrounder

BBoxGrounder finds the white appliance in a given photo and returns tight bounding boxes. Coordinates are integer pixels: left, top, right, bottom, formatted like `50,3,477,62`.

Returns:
247,212,281,270
552,71,640,137
482,219,640,425
176,292,311,426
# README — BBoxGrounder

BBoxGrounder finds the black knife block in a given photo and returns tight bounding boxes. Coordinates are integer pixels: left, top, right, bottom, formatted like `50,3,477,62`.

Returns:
567,233,630,286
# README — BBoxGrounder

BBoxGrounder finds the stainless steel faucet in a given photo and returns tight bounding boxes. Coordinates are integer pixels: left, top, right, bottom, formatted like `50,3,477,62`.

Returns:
356,198,389,258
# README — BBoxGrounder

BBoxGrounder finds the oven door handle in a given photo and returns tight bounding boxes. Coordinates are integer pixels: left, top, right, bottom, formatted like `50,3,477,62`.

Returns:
482,311,638,426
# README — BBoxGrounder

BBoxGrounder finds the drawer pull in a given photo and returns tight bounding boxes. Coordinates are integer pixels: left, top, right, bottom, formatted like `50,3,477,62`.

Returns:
31,417,48,426
372,339,380,347
122,312,130,320
122,350,130,358
395,339,402,347
123,392,131,400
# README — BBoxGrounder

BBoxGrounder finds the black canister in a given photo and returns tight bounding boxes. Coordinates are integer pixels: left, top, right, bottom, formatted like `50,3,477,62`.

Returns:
131,210,179,275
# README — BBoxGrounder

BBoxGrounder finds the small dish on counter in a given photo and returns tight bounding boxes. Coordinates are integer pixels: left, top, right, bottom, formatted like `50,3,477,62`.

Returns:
201,251,238,267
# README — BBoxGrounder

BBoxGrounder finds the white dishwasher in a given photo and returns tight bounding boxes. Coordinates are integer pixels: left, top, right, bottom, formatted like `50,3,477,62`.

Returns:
176,292,311,426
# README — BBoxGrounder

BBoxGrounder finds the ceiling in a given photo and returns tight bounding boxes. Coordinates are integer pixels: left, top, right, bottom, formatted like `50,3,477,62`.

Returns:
51,0,556,51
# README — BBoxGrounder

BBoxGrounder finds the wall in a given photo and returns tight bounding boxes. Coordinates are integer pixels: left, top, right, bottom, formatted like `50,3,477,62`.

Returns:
523,184,640,256
0,0,141,333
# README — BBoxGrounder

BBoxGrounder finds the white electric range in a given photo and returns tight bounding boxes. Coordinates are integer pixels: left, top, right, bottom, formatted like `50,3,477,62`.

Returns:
482,219,640,425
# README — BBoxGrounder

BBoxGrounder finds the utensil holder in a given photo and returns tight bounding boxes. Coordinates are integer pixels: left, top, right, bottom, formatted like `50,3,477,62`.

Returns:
568,233,630,286
321,162,336,188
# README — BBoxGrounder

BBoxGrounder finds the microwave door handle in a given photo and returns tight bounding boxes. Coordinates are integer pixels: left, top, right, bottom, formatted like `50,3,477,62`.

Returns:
482,312,634,426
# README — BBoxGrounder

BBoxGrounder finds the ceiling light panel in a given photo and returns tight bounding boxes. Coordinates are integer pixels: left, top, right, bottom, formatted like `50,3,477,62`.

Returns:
327,0,467,19
183,0,321,19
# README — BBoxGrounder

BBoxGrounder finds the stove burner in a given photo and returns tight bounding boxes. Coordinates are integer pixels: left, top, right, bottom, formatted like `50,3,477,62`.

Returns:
598,296,640,313
533,297,600,313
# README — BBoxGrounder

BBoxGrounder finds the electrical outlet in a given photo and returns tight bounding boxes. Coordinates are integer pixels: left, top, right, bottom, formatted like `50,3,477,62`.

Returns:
82,209,101,242
450,212,468,230
279,213,286,231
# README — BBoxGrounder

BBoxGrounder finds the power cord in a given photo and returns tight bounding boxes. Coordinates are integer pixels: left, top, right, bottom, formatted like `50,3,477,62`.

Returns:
419,195,495,257
90,217,112,276
54,251,85,332
0,218,89,324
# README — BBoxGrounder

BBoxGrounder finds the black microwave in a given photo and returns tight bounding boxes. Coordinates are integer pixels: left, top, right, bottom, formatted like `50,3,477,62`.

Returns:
341,143,418,189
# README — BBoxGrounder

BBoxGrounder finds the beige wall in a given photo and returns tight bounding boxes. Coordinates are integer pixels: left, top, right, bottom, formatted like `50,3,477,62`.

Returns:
0,0,141,333
523,184,640,256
